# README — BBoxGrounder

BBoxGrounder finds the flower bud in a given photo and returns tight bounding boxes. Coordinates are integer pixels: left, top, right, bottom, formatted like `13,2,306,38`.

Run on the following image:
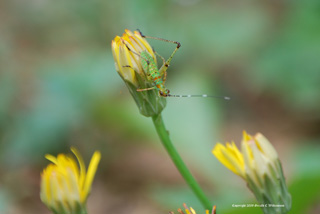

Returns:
111,29,166,117
40,148,101,214
212,131,291,214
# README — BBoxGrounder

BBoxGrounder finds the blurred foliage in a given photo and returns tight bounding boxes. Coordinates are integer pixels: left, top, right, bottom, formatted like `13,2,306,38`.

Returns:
250,0,320,117
289,143,320,213
1,0,320,213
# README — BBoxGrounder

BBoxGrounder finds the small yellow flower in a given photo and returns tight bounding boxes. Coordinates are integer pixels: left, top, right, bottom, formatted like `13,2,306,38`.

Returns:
111,29,156,86
212,131,291,214
169,203,216,214
40,147,101,214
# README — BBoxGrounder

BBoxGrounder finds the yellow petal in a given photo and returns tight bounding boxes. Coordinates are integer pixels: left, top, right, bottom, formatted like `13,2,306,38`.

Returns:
212,143,245,178
82,151,101,202
255,133,278,160
40,148,101,213
71,147,86,194
45,154,58,165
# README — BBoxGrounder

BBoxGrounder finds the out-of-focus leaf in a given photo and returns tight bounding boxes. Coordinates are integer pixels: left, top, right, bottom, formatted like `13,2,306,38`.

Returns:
0,189,10,213
1,51,118,166
0,72,16,128
289,143,320,213
250,0,320,117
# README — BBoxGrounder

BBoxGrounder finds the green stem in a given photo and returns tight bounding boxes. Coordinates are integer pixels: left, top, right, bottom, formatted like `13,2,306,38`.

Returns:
152,114,212,210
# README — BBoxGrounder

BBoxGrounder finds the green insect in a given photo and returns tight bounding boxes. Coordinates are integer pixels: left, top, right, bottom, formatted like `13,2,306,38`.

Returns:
124,30,229,100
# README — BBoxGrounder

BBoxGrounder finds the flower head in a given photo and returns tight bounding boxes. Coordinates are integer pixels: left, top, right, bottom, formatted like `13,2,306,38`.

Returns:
169,203,216,214
111,29,166,117
40,147,101,214
111,29,156,86
212,131,291,214
241,131,279,187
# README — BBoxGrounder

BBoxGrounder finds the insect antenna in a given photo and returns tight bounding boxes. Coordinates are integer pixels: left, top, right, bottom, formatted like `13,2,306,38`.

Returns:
167,94,230,100
121,39,154,67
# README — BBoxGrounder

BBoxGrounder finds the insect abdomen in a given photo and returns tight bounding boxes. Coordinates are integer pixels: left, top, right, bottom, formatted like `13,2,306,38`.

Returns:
140,51,161,81
140,50,167,95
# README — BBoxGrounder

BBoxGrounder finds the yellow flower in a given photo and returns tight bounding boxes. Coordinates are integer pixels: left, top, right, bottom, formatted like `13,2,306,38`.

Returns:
212,131,291,214
40,147,101,214
212,131,280,180
169,203,216,214
212,141,245,179
111,29,166,117
111,29,156,86
241,131,279,187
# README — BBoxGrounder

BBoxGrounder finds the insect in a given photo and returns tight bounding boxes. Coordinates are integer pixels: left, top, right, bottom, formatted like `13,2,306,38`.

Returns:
123,30,230,100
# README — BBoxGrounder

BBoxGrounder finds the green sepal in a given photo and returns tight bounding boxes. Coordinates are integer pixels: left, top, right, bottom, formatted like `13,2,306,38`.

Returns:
246,160,291,214
49,201,87,214
124,71,166,117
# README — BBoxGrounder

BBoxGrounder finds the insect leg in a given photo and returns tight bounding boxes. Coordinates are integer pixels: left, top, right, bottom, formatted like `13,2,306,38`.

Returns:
123,62,155,93
153,49,166,66
123,65,152,82
137,87,156,91
137,29,181,68
122,65,138,73
121,39,150,65
153,50,168,83
124,65,154,91
137,30,180,84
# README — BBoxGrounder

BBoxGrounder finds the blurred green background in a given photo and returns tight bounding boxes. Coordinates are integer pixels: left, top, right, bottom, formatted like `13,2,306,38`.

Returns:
1,0,320,213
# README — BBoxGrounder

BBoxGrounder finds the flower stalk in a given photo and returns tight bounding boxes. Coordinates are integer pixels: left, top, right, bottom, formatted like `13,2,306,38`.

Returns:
112,29,212,210
152,114,212,210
